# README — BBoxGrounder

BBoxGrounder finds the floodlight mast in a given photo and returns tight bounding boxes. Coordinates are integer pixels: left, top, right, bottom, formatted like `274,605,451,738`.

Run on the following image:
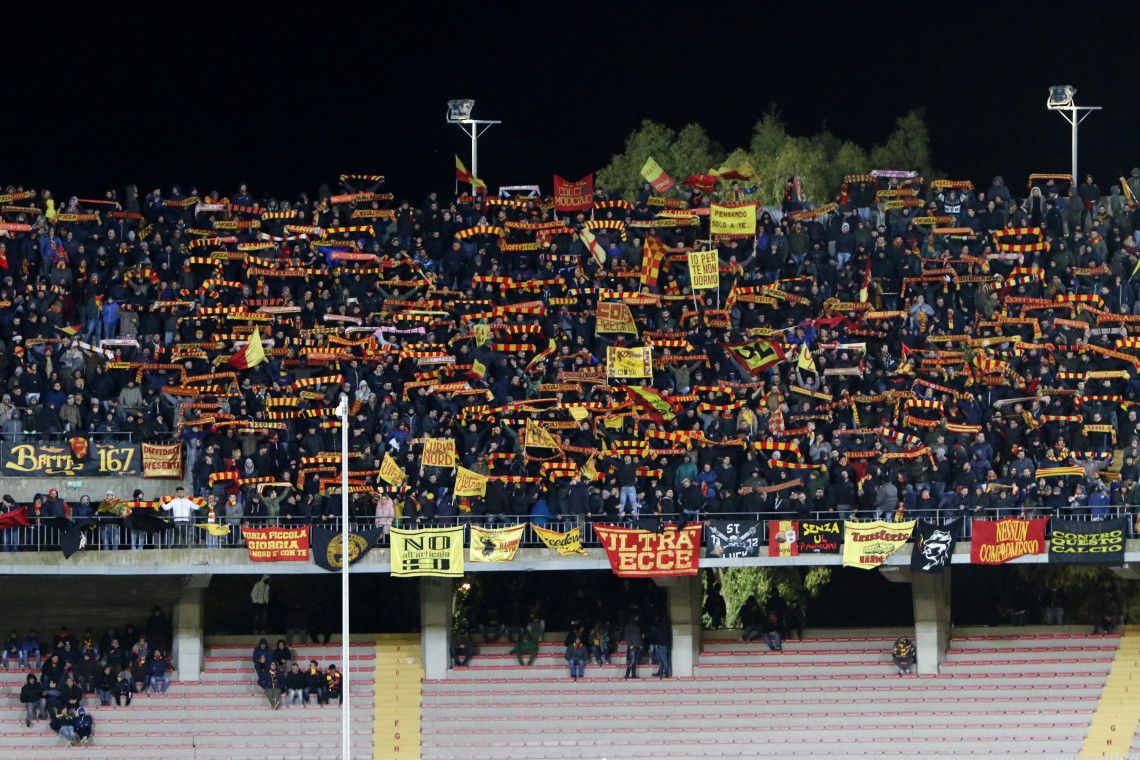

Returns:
1046,86,1100,184
447,99,500,191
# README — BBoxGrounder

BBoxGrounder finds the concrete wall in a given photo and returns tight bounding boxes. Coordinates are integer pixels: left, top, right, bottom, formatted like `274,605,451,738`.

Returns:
5,474,191,502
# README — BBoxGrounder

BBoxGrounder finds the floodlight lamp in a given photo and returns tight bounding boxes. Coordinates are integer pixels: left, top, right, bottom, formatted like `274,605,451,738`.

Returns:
1047,86,1076,108
446,99,475,122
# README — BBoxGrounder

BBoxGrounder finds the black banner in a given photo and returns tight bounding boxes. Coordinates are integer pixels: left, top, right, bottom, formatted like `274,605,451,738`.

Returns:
797,519,842,554
706,520,762,558
1,442,142,476
311,527,383,571
910,519,960,573
1048,518,1126,565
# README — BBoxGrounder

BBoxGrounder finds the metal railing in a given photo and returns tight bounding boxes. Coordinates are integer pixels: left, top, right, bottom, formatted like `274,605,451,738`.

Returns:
0,506,1133,553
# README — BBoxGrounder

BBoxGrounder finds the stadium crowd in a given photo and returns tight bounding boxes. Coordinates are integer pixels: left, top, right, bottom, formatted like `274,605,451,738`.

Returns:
2,165,1140,541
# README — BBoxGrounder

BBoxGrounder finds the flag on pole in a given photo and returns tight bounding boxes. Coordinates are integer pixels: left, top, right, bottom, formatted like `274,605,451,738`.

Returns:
640,157,674,193
641,235,666,288
797,342,817,374
580,227,607,267
455,155,486,190
859,254,873,303
792,171,807,203
227,328,266,370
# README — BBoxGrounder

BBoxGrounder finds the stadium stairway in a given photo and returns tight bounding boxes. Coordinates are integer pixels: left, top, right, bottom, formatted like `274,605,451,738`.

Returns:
374,633,423,760
421,626,1118,760
0,638,376,759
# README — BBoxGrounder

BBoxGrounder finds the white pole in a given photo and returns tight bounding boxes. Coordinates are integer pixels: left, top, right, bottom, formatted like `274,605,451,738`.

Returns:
470,124,478,195
338,393,350,760
1070,106,1079,184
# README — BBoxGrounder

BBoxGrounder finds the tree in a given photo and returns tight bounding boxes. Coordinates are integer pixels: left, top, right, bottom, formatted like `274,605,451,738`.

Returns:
596,120,724,199
704,566,832,629
596,106,933,206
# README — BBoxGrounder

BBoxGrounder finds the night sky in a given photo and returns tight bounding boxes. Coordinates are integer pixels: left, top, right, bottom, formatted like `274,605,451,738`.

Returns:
7,5,1138,201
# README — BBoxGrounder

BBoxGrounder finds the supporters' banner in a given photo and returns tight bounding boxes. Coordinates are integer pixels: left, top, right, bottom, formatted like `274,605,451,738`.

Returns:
469,524,525,562
910,520,960,573
626,385,678,421
141,442,182,478
1,442,141,476
454,466,489,497
379,453,407,486
722,339,786,376
593,523,701,577
533,524,588,555
640,156,674,193
709,204,756,237
687,249,720,290
1048,518,1126,565
421,438,456,468
596,301,638,334
607,346,653,379
797,520,842,554
706,520,762,558
969,518,1048,564
553,174,594,211
242,526,310,562
767,520,799,557
311,527,382,571
389,527,465,577
842,520,915,569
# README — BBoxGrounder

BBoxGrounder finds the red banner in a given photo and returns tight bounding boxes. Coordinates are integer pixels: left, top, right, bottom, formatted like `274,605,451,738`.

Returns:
242,527,310,561
553,174,594,211
592,524,701,577
970,518,1048,564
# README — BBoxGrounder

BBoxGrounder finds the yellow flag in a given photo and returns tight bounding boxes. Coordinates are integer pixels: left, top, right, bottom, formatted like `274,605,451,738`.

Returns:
687,249,720,290
524,419,560,449
470,357,487,380
581,455,598,480
640,156,674,193
580,227,606,267
472,323,492,346
454,466,488,497
422,438,457,468
568,406,589,422
595,301,638,334
379,453,407,486
797,342,817,373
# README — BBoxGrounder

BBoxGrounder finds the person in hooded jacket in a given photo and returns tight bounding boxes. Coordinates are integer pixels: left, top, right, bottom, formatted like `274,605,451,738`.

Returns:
251,637,273,677
258,660,285,709
73,706,93,744
20,673,45,727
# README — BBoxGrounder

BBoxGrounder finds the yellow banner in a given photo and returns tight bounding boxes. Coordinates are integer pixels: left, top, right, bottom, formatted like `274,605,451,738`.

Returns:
469,524,525,562
607,346,653,379
454,466,488,497
422,438,456,468
390,527,465,577
596,301,638,334
688,249,720,290
472,323,492,346
379,453,406,486
533,524,588,556
842,520,915,569
524,419,560,449
710,204,757,237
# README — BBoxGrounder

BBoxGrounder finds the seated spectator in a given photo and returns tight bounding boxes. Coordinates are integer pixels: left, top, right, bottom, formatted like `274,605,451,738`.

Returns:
60,674,83,712
49,707,77,745
325,664,342,705
509,632,539,666
40,653,65,684
762,613,783,652
21,630,41,670
740,599,764,643
3,630,23,670
588,624,610,666
285,663,305,706
303,660,325,705
73,706,93,745
258,660,284,710
19,674,45,727
114,669,133,707
130,655,149,693
564,624,588,681
94,666,115,706
450,630,476,668
272,639,293,668
892,636,916,676
479,605,505,644
42,677,63,715
148,649,172,694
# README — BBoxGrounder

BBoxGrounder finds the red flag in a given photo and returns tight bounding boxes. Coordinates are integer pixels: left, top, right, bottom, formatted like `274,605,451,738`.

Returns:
641,236,666,288
552,174,594,211
0,507,30,530
227,329,266,370
681,174,717,193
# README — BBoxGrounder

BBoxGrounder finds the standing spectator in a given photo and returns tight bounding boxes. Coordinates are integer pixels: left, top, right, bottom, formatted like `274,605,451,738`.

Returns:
160,486,199,547
251,575,272,634
650,616,671,678
623,614,643,679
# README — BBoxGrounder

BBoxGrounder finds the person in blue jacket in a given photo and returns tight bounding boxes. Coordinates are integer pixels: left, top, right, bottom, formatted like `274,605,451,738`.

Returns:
73,706,93,745
258,660,285,709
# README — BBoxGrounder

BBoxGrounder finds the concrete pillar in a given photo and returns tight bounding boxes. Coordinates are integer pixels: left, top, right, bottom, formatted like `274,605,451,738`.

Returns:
172,575,211,682
656,575,702,677
420,577,454,680
911,569,951,675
